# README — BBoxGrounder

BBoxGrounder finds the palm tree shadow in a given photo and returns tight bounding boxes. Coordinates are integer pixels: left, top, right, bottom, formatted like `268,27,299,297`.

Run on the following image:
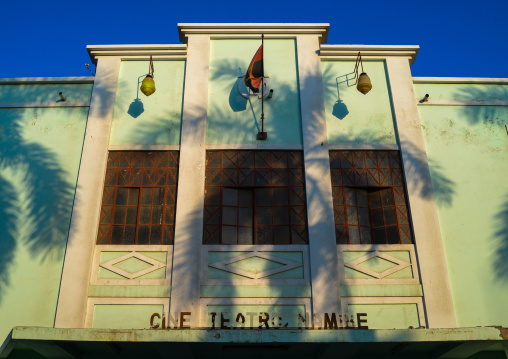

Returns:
0,175,17,298
493,193,508,281
0,110,77,303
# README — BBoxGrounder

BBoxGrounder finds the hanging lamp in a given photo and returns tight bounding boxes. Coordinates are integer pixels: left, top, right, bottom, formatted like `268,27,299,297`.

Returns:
354,52,372,95
140,55,156,96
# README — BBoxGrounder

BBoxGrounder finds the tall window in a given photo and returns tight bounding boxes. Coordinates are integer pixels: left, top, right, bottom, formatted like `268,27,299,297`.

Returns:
203,151,308,245
97,151,179,245
330,150,413,244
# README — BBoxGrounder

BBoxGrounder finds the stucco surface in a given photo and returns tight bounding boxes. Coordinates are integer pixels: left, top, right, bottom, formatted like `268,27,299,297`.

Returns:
0,83,93,102
0,105,89,343
417,96,508,327
110,61,185,146
321,61,397,145
207,39,302,145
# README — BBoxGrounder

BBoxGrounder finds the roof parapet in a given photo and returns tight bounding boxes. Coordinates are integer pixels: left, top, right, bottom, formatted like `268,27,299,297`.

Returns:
86,44,187,65
320,44,420,65
177,23,330,44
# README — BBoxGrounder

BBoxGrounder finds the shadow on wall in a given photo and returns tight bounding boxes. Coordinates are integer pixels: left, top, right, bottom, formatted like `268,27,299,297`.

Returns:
494,194,508,281
452,87,508,281
455,86,508,125
0,109,77,303
399,140,455,207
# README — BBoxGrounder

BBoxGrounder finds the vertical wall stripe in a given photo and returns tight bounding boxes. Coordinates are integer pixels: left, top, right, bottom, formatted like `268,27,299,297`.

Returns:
297,35,342,317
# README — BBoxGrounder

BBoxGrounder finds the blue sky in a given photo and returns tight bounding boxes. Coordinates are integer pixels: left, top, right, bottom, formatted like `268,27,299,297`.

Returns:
1,0,507,78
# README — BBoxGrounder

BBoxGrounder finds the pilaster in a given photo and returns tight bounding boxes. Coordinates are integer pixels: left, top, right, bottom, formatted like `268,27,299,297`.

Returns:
54,57,121,328
169,35,210,327
297,35,342,316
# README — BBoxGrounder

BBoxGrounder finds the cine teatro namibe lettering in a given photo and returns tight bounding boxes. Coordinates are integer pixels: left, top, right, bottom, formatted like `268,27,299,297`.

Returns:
149,312,369,330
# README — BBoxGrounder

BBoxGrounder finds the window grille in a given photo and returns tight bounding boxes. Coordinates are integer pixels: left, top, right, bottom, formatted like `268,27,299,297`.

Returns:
203,150,308,245
329,150,413,244
97,151,179,245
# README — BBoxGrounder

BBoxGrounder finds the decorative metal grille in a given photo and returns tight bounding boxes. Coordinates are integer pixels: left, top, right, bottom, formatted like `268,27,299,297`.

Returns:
329,150,413,244
204,151,308,245
97,151,179,245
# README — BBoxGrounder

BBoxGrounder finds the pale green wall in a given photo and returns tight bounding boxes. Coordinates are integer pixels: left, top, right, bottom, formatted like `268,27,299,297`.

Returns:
347,304,420,329
207,39,302,145
416,83,508,327
321,61,397,145
110,60,185,146
0,102,89,343
0,83,93,102
414,82,508,101
93,304,163,329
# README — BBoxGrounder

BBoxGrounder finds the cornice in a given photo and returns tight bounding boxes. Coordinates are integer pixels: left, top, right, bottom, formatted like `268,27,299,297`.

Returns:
413,77,508,84
87,44,187,64
320,44,420,64
0,77,94,84
177,23,330,44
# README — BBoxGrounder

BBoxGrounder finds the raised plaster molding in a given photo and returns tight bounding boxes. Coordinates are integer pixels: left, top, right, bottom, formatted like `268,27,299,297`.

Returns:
417,99,508,106
108,145,180,151
320,45,419,64
99,252,166,280
85,298,170,329
337,245,420,286
208,251,303,280
201,245,310,286
90,245,173,286
205,144,304,150
342,297,426,328
344,250,412,280
0,77,94,84
413,77,508,84
177,23,330,44
0,101,90,108
87,44,187,64
327,144,399,150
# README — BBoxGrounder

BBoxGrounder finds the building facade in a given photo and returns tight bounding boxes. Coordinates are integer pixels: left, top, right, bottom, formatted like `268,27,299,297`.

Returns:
0,24,507,358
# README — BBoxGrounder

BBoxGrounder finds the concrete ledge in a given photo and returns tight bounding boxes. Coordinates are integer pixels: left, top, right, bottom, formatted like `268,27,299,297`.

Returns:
0,101,91,108
413,77,508,84
177,23,330,44
8,326,508,343
320,45,419,64
0,77,94,84
417,99,508,106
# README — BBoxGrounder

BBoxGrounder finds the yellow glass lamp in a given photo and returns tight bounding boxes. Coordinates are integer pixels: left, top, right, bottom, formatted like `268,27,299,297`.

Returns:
140,55,156,96
354,52,372,95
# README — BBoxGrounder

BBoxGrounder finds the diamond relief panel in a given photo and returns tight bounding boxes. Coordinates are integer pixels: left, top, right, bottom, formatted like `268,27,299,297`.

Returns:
100,252,165,279
209,251,303,280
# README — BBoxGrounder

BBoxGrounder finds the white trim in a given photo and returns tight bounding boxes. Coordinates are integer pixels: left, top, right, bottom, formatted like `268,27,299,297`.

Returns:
198,297,311,328
90,245,173,286
168,35,210,328
87,45,187,64
0,101,90,108
413,77,508,84
177,23,330,44
417,99,508,106
108,145,180,151
205,144,303,150
337,245,420,286
342,297,426,328
320,45,419,64
201,245,310,286
0,77,94,84
297,35,342,316
385,57,456,328
85,297,170,329
328,144,399,150
54,57,121,329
